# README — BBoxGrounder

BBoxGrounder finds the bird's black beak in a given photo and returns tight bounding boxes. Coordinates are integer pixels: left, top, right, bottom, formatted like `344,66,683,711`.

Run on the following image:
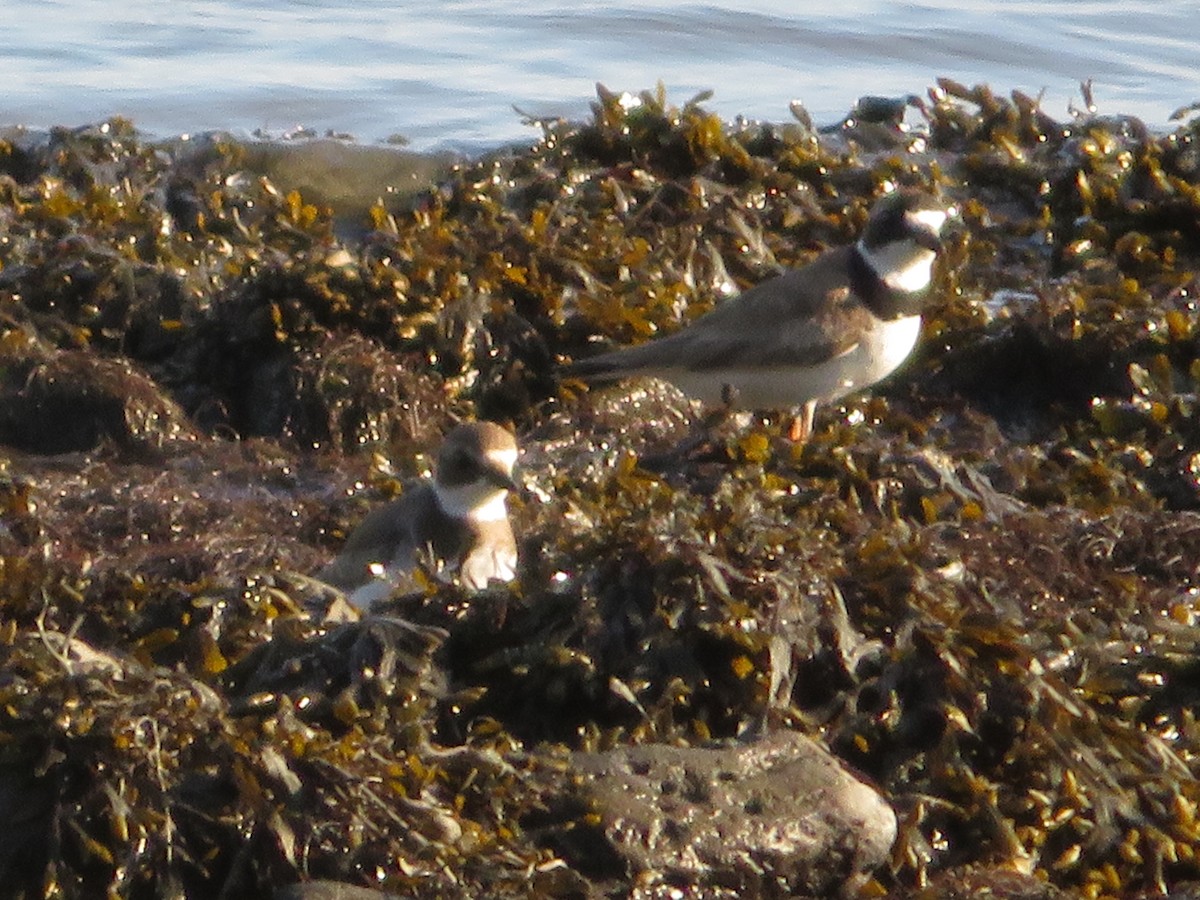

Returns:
912,227,943,252
484,464,522,494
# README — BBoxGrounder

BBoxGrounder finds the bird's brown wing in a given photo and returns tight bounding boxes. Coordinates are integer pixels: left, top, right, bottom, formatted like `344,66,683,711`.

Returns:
612,248,869,372
318,487,429,589
679,284,873,371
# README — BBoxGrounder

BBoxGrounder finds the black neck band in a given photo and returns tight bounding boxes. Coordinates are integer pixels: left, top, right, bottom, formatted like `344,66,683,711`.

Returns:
849,245,926,319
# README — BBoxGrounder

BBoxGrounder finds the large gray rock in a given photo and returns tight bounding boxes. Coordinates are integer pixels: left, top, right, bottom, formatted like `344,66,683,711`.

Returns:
570,730,896,894
274,883,396,900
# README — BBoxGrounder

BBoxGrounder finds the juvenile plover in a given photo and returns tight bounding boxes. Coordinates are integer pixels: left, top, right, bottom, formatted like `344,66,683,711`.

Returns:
318,422,520,607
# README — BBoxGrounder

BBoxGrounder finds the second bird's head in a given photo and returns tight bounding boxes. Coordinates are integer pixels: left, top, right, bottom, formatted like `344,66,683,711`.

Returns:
433,422,520,522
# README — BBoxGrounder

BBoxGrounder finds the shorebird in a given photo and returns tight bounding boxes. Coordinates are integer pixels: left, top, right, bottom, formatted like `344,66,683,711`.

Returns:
566,189,952,441
318,421,520,607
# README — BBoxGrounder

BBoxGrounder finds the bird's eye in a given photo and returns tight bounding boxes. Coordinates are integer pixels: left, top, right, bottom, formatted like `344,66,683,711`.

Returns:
451,452,480,477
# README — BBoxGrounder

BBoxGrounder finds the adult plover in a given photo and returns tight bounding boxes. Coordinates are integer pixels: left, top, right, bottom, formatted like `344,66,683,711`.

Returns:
567,189,952,441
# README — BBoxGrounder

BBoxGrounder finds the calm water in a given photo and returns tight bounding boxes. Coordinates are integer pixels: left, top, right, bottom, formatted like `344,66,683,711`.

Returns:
3,0,1198,151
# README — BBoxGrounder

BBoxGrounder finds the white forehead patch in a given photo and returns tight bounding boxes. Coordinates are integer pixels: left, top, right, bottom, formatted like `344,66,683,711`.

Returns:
486,447,519,472
906,208,948,234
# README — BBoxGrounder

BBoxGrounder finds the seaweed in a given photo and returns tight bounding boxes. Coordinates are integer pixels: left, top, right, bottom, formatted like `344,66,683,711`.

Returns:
2,81,1200,895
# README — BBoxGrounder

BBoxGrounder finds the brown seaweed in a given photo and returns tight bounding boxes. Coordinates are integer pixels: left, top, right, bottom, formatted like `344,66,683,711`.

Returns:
2,81,1200,896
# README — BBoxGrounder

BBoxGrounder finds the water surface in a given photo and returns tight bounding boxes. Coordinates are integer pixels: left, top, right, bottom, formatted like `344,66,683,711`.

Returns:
4,1,1197,150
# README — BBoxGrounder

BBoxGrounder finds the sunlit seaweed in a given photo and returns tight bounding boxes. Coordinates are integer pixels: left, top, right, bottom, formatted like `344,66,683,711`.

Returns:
1,81,1200,895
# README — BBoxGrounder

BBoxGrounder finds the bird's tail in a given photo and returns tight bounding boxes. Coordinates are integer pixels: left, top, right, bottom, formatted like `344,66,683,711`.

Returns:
561,351,625,382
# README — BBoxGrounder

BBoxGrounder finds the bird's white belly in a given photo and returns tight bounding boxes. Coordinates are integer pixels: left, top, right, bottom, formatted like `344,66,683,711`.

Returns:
342,546,415,607
347,577,398,608
460,545,518,591
664,314,922,409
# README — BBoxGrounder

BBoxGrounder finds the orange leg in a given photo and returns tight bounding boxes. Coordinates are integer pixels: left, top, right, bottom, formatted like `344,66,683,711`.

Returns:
788,400,817,443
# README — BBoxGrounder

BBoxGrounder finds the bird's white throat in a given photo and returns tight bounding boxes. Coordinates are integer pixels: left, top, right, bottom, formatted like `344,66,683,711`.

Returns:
857,239,936,294
435,480,511,522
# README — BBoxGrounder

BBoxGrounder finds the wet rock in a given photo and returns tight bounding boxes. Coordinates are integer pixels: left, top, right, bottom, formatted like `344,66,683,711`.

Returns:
274,881,398,900
565,730,895,894
234,137,455,223
911,866,1068,899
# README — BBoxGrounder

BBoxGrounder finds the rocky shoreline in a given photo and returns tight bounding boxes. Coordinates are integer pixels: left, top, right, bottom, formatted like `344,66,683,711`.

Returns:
2,82,1200,896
